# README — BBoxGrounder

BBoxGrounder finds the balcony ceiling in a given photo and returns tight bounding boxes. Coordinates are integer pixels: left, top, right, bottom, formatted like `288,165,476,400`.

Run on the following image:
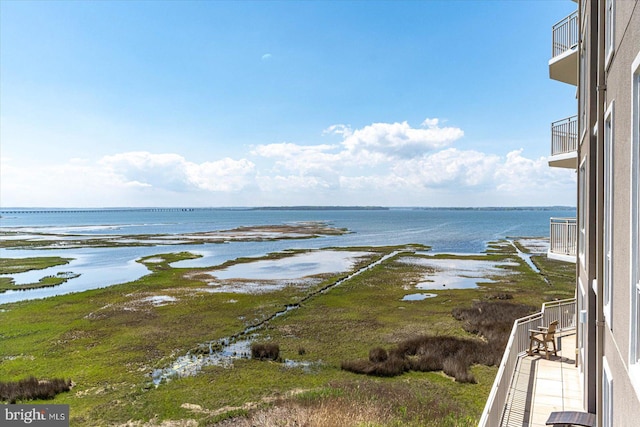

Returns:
548,151,577,169
549,48,578,86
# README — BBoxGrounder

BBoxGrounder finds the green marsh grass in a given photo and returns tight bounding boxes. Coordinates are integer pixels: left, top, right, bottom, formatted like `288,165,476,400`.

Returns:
0,241,575,426
0,257,74,292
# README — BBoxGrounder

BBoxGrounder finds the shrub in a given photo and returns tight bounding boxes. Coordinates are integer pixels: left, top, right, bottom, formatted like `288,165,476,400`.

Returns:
0,377,72,403
452,300,535,355
368,354,407,377
443,357,476,383
251,342,280,361
342,335,481,381
342,301,535,382
342,354,406,377
488,292,513,300
368,347,388,363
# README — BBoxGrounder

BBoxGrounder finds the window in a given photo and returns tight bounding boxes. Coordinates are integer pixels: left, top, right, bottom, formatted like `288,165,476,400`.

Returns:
605,0,615,68
603,358,613,427
579,158,587,265
630,51,640,395
603,101,614,327
578,278,586,374
580,36,587,142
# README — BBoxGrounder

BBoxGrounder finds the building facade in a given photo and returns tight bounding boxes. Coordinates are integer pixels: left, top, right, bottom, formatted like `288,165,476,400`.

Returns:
551,0,640,425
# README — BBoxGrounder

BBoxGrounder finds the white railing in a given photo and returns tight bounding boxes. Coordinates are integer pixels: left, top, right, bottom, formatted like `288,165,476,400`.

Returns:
550,217,578,257
551,115,578,156
552,10,579,58
478,298,576,427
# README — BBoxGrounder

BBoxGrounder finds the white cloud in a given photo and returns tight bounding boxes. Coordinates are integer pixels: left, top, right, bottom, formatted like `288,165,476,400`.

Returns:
322,124,352,137
341,119,464,160
0,158,132,207
100,151,256,192
252,143,340,174
261,53,272,61
421,117,440,128
494,149,575,192
101,152,192,191
187,158,256,192
398,148,501,188
0,118,576,207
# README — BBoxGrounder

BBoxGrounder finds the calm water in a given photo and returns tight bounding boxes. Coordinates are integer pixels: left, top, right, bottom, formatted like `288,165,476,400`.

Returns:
0,207,574,304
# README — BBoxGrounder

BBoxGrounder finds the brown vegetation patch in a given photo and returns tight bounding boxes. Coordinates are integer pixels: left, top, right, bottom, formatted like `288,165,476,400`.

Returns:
452,300,535,348
342,301,535,383
342,335,485,382
0,377,72,403
251,342,280,361
214,380,473,427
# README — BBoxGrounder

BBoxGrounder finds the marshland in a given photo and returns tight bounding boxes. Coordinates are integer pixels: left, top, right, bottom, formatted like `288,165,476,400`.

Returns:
0,208,576,426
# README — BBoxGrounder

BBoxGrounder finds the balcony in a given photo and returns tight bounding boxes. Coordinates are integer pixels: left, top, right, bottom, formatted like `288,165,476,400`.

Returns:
479,299,582,427
549,10,578,85
548,116,578,169
548,218,577,263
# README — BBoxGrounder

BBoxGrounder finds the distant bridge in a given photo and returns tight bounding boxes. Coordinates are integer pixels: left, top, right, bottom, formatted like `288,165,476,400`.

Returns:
0,208,199,214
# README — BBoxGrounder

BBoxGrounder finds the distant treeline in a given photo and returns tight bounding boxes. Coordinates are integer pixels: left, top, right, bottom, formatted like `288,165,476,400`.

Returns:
411,206,576,211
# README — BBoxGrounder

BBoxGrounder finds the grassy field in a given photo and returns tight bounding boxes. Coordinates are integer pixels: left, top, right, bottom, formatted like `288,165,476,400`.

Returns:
0,256,75,292
0,241,575,426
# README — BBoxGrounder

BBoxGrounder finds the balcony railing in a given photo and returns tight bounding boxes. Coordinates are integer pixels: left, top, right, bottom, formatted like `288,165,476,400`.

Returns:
552,10,579,58
549,217,577,258
551,115,578,157
478,298,576,427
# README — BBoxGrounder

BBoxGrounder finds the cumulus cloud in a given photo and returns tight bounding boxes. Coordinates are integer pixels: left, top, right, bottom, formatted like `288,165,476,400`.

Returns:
340,119,464,160
0,118,575,207
252,143,340,174
256,118,465,172
494,149,574,191
398,148,501,188
100,151,256,192
248,118,574,205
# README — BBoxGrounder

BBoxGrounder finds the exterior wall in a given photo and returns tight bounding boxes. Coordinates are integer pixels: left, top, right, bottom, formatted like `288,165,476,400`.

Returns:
576,0,640,425
607,0,639,370
603,1,640,424
577,0,599,413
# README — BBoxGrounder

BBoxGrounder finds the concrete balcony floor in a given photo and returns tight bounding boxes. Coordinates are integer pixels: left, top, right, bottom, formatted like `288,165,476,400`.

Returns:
501,332,584,427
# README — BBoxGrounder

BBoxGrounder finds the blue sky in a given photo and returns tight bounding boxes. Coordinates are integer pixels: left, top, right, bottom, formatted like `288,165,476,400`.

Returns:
1,0,577,207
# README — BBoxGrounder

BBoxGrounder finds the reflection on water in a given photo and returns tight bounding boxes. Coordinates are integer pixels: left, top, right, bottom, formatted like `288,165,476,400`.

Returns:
152,250,401,384
152,339,253,384
1,208,567,303
210,250,371,280
401,293,437,301
399,257,518,290
510,240,542,273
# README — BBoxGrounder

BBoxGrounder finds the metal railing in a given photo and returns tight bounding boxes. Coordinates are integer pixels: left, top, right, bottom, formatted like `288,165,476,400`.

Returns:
551,115,578,157
550,217,578,257
552,10,579,58
478,298,576,427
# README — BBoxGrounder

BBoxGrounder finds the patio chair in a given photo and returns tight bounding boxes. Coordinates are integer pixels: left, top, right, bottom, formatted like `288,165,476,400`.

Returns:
528,320,559,359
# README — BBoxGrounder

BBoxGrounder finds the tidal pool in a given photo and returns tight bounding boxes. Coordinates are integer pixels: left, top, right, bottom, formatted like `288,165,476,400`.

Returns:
516,238,549,254
209,250,372,281
141,295,177,306
152,250,401,384
399,256,518,290
401,293,437,301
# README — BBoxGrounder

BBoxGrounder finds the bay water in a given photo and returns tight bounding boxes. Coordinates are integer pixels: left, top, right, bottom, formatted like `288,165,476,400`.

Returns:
0,207,574,304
